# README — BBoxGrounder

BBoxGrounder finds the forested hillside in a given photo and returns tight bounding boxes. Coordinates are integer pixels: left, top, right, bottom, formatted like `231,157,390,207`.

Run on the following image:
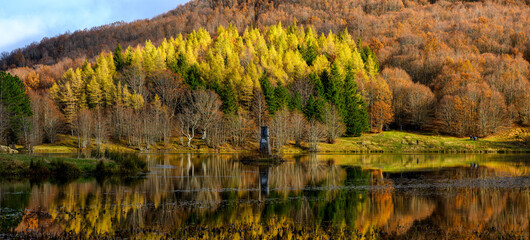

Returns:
2,0,529,69
0,0,529,151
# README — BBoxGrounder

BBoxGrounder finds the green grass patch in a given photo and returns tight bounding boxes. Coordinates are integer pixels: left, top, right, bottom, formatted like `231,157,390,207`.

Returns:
315,130,530,153
0,154,116,179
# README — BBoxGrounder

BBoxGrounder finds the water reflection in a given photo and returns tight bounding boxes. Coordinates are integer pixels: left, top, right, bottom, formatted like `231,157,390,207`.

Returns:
259,166,270,199
0,154,528,239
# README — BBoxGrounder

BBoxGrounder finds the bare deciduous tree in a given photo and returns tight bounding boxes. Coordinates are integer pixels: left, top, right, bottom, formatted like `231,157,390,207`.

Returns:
323,103,345,144
121,64,146,98
177,111,200,147
74,109,93,149
306,119,326,152
290,76,314,106
407,83,435,129
26,92,62,148
111,104,127,141
226,111,253,147
194,89,221,140
290,110,307,147
40,96,62,143
160,106,174,147
93,109,108,148
26,93,42,148
250,88,269,143
175,89,223,147
251,88,269,127
176,92,201,147
150,70,184,111
270,107,290,153
206,115,226,148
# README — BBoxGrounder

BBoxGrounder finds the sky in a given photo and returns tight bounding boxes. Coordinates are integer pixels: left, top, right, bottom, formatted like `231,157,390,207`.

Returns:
0,0,190,53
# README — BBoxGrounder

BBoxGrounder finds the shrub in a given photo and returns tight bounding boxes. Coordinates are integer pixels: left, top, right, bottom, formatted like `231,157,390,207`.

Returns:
94,160,108,177
28,159,50,176
48,160,81,179
93,148,147,175
0,158,25,176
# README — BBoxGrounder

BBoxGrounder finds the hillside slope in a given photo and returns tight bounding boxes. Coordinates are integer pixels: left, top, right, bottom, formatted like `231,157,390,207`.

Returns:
1,0,529,150
1,0,529,72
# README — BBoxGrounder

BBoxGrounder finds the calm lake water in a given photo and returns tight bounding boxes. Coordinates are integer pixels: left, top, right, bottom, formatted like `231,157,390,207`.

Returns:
0,154,529,239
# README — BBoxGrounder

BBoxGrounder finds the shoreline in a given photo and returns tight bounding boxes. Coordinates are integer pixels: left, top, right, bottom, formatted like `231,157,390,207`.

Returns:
12,129,528,155
0,150,147,180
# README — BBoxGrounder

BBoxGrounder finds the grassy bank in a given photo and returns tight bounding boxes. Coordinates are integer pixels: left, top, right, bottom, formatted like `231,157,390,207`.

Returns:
0,154,108,176
0,150,147,179
311,129,530,153
22,128,530,154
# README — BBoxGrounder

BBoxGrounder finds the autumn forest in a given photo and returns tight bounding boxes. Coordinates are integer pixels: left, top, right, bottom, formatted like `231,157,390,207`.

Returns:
1,0,529,152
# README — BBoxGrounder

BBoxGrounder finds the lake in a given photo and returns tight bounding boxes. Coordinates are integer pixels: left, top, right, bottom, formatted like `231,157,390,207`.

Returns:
1,154,529,239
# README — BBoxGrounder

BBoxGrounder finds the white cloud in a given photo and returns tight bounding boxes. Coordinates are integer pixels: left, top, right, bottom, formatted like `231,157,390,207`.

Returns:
0,18,44,52
0,0,187,53
0,1,114,52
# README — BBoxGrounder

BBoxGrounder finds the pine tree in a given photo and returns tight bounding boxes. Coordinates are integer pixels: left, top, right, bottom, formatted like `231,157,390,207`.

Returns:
113,43,126,71
218,78,237,115
352,99,369,136
259,74,277,115
81,61,95,85
62,83,77,126
0,72,32,144
342,70,369,136
320,69,331,98
186,64,205,90
309,72,324,97
274,82,290,112
327,63,343,110
168,52,189,77
87,78,103,108
240,75,254,111
361,46,379,79
122,85,132,106
303,95,325,122
142,40,157,74
115,81,123,105
95,55,116,107
61,68,83,104
129,93,144,110
79,93,88,109
300,41,318,66
289,92,303,111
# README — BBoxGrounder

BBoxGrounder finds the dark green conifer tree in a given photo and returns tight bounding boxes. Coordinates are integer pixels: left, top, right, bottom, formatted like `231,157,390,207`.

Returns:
113,44,125,71
342,70,369,136
218,78,237,115
273,82,290,113
303,95,325,122
289,92,303,111
300,43,317,66
185,65,205,90
0,72,32,144
259,74,277,114
309,73,324,97
168,53,189,78
327,63,343,111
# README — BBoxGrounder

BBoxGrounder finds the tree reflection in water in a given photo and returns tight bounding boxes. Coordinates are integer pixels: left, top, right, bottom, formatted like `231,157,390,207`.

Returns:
0,154,528,239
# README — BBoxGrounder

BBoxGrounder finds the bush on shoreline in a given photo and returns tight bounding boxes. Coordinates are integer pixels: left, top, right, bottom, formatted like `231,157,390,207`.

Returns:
0,149,147,181
92,148,147,175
